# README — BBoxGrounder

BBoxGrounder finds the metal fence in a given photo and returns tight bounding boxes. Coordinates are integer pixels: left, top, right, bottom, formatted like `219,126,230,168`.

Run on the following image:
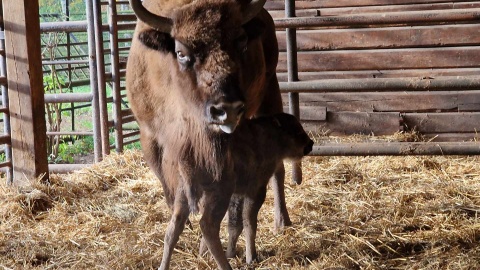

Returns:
278,0,480,156
0,3,13,182
38,0,138,173
1,0,480,183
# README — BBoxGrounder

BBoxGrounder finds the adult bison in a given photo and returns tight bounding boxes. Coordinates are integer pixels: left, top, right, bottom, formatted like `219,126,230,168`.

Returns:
126,0,291,268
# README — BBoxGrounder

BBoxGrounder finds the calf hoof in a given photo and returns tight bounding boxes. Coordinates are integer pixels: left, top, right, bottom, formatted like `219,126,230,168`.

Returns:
246,253,258,265
226,247,236,259
274,216,292,233
198,238,208,257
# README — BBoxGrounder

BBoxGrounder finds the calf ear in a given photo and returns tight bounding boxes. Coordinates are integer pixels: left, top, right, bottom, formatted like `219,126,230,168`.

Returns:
272,116,282,127
243,17,265,41
138,30,175,53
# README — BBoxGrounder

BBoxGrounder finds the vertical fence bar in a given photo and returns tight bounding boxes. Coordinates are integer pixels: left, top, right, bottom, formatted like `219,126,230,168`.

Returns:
86,0,102,162
108,0,124,152
63,0,76,133
285,0,303,184
0,6,13,184
93,0,111,157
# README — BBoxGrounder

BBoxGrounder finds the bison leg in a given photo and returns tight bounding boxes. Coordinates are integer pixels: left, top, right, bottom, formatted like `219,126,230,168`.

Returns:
140,132,176,208
158,189,190,270
243,186,267,264
271,163,292,232
226,194,244,258
200,190,233,270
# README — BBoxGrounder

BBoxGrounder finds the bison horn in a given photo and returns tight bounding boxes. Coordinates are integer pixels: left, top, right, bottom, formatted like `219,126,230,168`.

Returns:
242,0,267,24
129,0,173,33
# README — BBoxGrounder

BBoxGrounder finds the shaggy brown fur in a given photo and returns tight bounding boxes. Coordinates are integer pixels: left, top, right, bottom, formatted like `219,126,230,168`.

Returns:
226,113,313,264
126,0,288,269
198,113,313,263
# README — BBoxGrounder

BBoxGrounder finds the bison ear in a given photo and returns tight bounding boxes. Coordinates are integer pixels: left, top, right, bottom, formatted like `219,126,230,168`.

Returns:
242,17,265,41
138,29,175,53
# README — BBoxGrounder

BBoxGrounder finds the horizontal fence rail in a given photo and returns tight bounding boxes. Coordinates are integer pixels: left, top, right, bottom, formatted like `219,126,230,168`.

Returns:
311,142,480,156
44,93,93,103
277,2,480,157
40,21,88,32
279,76,480,93
274,9,480,28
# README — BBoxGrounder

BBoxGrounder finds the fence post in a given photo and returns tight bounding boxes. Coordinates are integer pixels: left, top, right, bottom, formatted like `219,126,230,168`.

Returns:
285,0,303,185
86,0,103,162
3,0,49,185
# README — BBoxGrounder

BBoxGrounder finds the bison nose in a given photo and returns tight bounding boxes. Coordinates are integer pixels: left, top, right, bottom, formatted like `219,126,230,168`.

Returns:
208,101,245,134
304,139,314,155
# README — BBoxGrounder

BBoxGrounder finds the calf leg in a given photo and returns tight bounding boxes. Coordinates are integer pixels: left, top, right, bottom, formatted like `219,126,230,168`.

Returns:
243,186,267,264
271,163,292,232
226,194,244,258
158,190,190,270
198,237,208,257
257,69,293,232
200,191,233,270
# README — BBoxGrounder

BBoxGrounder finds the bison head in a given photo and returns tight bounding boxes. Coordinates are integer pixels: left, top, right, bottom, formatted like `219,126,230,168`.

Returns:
129,0,267,134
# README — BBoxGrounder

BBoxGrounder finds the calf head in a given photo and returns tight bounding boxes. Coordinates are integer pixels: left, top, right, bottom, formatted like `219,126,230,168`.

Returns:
130,0,267,134
269,113,314,160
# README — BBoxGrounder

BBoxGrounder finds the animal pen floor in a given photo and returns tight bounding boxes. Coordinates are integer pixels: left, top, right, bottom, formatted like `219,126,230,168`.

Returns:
1,150,479,269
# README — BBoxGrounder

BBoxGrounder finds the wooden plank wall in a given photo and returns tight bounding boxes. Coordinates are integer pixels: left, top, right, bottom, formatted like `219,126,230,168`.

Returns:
270,0,480,141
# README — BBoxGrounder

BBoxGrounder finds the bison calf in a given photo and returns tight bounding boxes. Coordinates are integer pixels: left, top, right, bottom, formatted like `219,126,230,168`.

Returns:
227,113,313,263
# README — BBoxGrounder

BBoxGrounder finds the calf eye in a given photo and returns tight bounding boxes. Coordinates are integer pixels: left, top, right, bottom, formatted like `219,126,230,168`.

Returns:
236,34,248,53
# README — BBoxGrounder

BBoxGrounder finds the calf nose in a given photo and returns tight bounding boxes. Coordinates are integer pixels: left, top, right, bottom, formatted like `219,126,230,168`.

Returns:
208,101,245,134
304,139,314,155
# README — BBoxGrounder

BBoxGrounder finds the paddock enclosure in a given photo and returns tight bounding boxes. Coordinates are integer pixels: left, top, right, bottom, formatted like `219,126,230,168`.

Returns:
1,0,480,269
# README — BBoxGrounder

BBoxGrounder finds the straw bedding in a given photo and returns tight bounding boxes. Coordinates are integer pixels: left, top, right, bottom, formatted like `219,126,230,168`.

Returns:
1,148,479,269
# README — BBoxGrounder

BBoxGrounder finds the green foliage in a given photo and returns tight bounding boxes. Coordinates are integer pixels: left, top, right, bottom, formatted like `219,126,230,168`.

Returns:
50,136,95,164
125,141,142,150
44,73,66,93
39,0,86,19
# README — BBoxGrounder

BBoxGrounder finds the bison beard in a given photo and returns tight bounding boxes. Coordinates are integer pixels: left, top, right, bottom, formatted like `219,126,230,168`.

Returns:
126,0,291,269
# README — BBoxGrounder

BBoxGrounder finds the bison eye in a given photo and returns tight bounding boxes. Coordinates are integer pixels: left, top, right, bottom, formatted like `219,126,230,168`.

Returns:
176,51,191,65
174,41,193,68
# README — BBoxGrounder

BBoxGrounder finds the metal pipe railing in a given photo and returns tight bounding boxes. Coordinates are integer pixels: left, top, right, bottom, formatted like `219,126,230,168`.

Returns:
47,131,93,136
274,9,480,28
86,0,102,162
49,163,89,173
279,76,480,93
40,21,88,32
93,0,111,158
0,161,13,169
108,0,125,152
310,142,480,156
276,5,480,157
284,0,303,184
0,8,13,183
44,93,92,103
42,59,89,65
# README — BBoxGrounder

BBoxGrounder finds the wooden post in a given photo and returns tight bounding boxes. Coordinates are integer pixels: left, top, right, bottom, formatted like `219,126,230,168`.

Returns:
3,0,49,185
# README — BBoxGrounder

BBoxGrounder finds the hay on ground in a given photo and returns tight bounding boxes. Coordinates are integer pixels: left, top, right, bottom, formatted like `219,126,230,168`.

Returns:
1,149,479,269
